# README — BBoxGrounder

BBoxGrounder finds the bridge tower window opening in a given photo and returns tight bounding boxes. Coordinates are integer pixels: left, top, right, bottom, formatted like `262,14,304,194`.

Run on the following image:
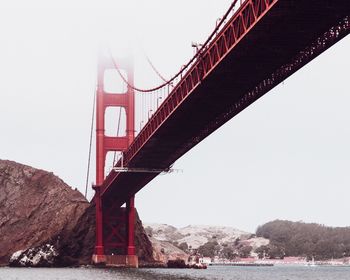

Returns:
104,106,126,137
104,151,123,177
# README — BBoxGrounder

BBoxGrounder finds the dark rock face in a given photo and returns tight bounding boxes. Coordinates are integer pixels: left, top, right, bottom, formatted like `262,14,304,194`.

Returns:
55,204,96,266
0,160,89,265
135,212,154,263
0,159,154,266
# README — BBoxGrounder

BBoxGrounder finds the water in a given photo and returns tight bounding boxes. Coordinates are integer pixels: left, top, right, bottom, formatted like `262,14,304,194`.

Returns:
0,265,349,280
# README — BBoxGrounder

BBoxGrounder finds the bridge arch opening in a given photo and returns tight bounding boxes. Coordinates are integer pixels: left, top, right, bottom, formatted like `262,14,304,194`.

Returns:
104,106,127,137
104,150,122,177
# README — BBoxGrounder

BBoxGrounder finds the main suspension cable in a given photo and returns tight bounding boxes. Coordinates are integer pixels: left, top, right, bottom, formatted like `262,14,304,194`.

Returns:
109,0,239,93
145,54,168,83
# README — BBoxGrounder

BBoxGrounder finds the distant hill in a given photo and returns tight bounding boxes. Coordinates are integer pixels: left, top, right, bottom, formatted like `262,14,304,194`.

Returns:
144,223,269,259
145,221,350,260
145,223,249,248
256,220,350,260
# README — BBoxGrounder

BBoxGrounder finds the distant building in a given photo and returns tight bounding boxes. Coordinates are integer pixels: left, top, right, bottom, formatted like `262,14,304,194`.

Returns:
199,257,211,265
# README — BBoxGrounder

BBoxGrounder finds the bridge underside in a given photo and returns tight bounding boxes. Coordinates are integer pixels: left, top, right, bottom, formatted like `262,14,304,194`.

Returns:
102,0,350,207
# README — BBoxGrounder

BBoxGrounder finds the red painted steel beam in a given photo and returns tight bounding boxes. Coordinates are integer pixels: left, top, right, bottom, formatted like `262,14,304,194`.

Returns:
104,93,128,107
104,136,129,151
126,196,136,255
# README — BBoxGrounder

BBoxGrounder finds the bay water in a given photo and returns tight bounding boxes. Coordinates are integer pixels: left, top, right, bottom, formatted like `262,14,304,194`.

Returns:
0,265,349,280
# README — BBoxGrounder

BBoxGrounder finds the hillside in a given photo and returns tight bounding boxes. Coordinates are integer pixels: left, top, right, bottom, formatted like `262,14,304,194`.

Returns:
256,220,350,260
145,223,251,248
145,223,269,259
145,221,350,261
149,237,189,264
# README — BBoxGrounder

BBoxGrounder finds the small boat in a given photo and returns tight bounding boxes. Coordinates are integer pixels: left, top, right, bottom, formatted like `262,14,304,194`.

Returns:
192,263,207,269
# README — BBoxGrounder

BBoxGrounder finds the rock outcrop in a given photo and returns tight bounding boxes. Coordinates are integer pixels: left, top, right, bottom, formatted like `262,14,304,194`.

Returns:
150,237,189,264
135,212,155,263
9,244,59,267
0,159,154,266
0,159,90,265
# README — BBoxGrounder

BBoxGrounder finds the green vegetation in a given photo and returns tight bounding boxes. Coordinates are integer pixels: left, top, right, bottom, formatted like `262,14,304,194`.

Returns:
256,220,350,260
221,246,237,260
178,242,189,252
197,241,220,258
238,245,253,258
196,239,253,259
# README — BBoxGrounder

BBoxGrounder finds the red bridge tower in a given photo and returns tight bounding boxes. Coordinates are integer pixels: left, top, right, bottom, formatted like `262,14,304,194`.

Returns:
92,52,138,267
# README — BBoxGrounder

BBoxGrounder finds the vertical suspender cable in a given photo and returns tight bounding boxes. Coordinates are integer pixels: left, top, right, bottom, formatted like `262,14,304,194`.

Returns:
85,88,96,199
113,81,126,165
113,106,123,165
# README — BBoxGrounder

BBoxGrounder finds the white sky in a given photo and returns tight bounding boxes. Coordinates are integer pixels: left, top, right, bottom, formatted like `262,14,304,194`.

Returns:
1,0,350,232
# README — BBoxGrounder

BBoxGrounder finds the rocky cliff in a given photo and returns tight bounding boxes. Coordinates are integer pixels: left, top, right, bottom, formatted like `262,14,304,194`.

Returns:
149,237,189,264
0,159,153,266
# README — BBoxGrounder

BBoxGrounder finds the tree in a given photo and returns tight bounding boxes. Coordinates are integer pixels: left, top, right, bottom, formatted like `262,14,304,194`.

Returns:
234,238,240,246
198,241,220,258
178,242,189,252
268,244,285,259
222,246,237,260
255,245,269,259
239,245,252,258
256,220,350,260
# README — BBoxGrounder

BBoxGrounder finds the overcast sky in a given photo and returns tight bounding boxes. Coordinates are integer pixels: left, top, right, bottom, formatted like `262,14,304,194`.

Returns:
1,0,350,233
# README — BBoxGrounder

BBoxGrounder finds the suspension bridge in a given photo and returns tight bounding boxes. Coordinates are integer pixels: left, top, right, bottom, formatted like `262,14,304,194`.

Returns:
89,0,350,267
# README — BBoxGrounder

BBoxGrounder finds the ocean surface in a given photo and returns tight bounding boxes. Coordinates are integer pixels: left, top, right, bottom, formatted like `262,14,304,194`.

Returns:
0,265,349,280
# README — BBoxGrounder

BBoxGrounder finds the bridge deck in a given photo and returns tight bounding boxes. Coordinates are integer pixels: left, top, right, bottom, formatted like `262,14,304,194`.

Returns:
102,0,350,206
